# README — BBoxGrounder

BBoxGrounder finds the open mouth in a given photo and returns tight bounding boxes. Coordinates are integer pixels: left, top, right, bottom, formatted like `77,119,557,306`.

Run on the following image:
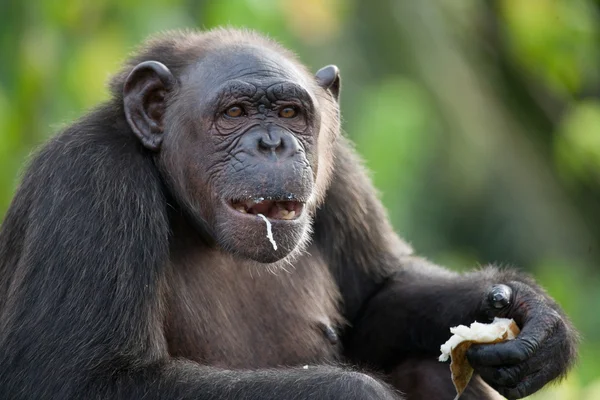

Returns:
229,198,304,220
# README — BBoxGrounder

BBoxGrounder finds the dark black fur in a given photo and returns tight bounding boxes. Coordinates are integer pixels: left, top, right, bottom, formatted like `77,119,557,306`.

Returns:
0,29,577,400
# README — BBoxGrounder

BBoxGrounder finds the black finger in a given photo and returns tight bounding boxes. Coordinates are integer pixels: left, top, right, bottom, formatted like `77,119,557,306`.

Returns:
476,363,528,388
467,310,560,367
496,365,561,400
467,336,539,367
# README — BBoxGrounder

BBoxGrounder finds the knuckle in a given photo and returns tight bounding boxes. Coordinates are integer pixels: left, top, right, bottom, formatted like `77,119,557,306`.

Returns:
518,338,538,357
514,386,528,399
500,344,528,364
554,317,571,340
479,365,524,387
499,366,523,386
557,321,569,336
539,307,562,329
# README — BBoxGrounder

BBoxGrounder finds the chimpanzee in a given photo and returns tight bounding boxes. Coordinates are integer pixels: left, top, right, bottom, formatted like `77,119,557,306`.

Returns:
0,28,577,399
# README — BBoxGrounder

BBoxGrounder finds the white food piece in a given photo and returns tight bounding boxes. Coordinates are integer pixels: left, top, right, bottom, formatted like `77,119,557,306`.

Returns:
257,213,278,251
302,365,309,370
439,317,518,362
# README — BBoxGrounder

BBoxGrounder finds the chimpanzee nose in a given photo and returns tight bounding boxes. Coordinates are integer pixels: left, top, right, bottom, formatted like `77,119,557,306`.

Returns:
253,128,300,159
241,126,301,160
258,134,282,152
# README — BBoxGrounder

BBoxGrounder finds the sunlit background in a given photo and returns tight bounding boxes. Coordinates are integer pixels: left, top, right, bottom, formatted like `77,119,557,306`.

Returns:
1,0,600,398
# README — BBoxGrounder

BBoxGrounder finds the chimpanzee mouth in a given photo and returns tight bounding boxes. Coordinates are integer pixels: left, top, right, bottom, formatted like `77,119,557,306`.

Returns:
228,198,304,220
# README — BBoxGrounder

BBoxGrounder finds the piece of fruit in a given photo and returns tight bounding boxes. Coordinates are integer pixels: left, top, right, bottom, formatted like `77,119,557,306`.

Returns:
439,317,520,399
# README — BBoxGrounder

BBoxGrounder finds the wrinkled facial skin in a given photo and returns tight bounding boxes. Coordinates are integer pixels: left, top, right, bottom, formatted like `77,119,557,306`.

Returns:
160,47,325,263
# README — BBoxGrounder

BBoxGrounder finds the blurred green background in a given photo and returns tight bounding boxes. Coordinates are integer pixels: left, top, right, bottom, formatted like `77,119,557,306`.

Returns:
1,0,600,397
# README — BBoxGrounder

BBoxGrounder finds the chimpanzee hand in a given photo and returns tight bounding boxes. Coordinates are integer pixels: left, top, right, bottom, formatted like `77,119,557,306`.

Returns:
466,282,578,399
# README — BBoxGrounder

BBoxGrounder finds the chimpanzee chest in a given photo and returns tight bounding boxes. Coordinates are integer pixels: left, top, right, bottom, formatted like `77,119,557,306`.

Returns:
164,246,343,368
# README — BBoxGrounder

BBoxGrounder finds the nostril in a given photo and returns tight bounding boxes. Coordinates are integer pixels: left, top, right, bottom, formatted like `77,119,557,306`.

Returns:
258,136,282,151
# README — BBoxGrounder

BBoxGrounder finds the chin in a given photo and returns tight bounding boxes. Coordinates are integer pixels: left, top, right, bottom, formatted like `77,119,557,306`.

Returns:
214,198,312,264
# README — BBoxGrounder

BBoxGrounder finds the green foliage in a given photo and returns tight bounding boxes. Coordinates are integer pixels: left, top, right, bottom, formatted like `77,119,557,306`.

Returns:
1,0,600,397
500,0,600,96
556,100,600,182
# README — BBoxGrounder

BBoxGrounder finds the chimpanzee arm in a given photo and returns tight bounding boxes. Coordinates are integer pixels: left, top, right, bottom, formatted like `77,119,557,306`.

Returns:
346,259,577,399
315,138,578,399
87,362,400,399
0,122,398,400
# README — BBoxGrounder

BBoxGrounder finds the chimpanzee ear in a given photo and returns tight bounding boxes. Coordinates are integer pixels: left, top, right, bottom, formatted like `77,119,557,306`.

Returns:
123,61,176,151
315,65,340,101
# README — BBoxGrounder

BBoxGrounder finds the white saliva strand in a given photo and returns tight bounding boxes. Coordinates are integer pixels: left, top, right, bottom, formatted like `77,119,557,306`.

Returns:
257,213,278,250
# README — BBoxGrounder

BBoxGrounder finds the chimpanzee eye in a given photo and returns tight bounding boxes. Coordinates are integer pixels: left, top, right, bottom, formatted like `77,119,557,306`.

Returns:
279,107,297,119
225,106,244,118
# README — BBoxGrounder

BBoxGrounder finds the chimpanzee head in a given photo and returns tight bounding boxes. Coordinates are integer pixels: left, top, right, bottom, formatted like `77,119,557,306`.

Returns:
121,30,341,263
